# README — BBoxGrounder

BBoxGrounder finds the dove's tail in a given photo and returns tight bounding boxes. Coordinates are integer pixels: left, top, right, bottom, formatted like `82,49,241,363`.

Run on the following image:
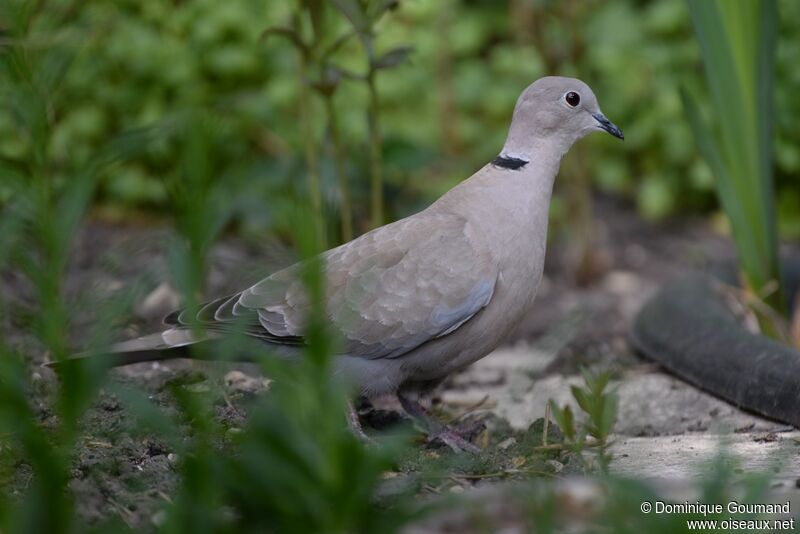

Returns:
46,328,214,368
48,328,297,368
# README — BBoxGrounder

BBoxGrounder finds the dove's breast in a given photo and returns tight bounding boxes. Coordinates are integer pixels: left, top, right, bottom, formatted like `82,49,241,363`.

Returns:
335,163,556,395
398,221,548,382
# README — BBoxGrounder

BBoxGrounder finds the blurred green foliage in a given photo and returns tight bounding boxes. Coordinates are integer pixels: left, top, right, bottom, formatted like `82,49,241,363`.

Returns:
2,0,799,238
0,2,412,529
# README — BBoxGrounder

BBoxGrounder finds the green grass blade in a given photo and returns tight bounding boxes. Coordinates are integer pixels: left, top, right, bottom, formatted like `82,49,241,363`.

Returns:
686,0,782,313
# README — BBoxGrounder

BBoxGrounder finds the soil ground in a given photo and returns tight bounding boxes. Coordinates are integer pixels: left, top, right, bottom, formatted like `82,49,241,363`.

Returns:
4,194,799,530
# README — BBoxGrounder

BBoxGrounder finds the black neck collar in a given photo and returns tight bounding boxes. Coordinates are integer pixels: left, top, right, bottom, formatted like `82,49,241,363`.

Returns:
491,154,529,170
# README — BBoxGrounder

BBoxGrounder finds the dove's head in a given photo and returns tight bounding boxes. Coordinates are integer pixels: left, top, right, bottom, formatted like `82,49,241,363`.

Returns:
501,76,623,160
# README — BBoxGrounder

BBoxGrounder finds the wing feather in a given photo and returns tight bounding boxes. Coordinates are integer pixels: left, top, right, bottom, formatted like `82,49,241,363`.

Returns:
167,212,496,360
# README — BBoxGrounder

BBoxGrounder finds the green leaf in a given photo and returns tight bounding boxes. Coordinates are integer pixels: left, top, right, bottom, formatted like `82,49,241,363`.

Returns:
366,0,401,21
326,65,365,82
601,391,619,437
685,0,782,315
331,0,369,33
570,386,591,415
321,29,357,61
550,402,575,441
371,46,413,70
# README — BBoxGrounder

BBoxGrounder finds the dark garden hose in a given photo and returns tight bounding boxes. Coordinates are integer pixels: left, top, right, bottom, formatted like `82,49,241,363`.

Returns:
630,263,800,427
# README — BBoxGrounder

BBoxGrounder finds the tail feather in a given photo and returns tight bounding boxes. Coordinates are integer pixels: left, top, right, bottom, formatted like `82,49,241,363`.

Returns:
47,329,213,368
105,329,208,365
50,327,302,369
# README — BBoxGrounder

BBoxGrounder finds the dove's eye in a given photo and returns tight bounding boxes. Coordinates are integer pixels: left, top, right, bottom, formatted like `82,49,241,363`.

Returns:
564,91,581,107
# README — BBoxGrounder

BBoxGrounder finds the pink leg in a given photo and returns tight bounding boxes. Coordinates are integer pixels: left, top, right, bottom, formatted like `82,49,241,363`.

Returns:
397,393,482,454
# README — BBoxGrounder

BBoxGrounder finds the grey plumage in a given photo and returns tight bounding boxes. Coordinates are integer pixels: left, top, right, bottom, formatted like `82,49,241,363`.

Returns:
89,76,623,398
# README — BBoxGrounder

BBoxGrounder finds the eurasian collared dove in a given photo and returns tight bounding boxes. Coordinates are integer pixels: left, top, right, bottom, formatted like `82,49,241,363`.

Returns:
72,76,623,451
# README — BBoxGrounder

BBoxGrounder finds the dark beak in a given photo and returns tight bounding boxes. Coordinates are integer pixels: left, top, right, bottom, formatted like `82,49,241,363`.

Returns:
592,113,624,140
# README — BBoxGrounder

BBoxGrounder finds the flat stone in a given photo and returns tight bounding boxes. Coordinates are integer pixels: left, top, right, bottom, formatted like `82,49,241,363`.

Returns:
483,374,583,430
478,370,776,434
602,270,653,319
224,370,271,395
135,282,180,321
610,431,800,484
472,341,562,375
613,372,773,436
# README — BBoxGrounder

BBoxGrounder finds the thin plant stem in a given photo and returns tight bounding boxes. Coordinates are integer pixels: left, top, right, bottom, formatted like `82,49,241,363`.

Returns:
323,95,353,242
366,70,384,229
563,146,598,285
543,402,550,447
436,1,460,155
297,52,326,249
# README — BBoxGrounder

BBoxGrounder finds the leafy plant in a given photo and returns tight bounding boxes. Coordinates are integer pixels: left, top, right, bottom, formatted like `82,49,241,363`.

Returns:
150,196,412,533
550,369,618,473
1,3,411,532
683,0,784,328
331,0,412,229
0,3,115,530
262,1,411,241
261,1,343,246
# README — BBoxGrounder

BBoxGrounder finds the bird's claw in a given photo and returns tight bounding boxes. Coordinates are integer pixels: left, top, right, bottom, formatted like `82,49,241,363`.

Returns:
347,400,377,447
426,427,482,454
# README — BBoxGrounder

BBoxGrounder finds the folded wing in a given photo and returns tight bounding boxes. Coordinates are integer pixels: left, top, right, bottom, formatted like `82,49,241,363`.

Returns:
166,212,497,360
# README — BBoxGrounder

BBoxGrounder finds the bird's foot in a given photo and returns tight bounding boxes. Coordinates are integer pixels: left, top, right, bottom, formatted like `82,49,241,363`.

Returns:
346,400,376,447
453,417,488,441
397,393,483,454
426,427,482,454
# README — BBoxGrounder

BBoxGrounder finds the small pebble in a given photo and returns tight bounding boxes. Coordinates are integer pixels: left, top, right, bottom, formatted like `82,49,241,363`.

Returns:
224,370,271,395
151,510,168,527
225,427,243,439
546,459,565,473
497,437,517,450
136,283,180,320
101,279,124,293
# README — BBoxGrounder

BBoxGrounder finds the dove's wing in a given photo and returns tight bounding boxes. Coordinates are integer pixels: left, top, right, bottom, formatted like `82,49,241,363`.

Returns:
166,212,497,360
